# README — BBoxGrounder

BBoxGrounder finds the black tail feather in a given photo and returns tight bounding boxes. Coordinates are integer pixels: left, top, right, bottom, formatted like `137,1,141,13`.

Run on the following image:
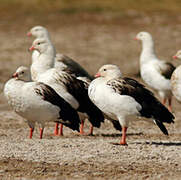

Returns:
57,99,81,132
110,119,122,132
85,104,105,128
154,120,169,135
121,78,174,135
64,76,104,128
140,100,175,124
56,119,80,132
36,83,81,132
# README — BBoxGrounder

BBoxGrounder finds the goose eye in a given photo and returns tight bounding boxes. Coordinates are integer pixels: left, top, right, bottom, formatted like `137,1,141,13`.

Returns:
37,42,41,45
22,71,24,74
103,69,107,71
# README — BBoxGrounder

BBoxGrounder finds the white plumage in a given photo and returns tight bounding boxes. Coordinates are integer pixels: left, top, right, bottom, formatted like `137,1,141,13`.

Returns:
27,26,95,135
171,50,181,102
4,66,80,139
135,31,175,112
27,25,93,80
29,38,104,135
88,64,174,145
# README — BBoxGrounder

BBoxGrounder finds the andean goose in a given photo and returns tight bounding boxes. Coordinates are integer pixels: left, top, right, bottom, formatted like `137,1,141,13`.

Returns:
27,25,93,79
4,66,80,139
88,64,174,145
171,50,181,102
27,25,95,134
29,38,104,135
135,32,175,112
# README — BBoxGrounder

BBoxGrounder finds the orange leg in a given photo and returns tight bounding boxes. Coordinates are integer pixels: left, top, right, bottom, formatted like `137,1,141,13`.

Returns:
120,127,128,145
59,124,63,136
168,98,172,112
89,125,94,136
80,120,84,135
29,128,34,139
39,128,44,139
54,123,59,135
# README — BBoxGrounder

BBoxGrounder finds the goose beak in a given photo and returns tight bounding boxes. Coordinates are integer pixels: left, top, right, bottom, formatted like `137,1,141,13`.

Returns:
29,46,35,51
95,73,101,78
27,32,32,37
172,55,178,59
134,37,138,40
12,73,18,78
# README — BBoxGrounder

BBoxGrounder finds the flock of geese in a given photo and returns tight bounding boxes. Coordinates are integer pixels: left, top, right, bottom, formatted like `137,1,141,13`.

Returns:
4,26,181,145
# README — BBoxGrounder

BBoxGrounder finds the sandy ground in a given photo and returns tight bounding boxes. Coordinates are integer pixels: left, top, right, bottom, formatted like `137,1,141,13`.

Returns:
0,14,181,179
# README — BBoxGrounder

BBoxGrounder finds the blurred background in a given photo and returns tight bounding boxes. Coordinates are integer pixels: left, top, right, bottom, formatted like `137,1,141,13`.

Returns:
1,1,181,178
1,0,181,91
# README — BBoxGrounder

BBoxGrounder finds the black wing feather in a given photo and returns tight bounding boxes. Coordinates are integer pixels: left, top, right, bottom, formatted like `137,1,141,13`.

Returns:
56,54,93,80
35,82,80,131
58,72,104,128
107,77,174,135
160,62,175,79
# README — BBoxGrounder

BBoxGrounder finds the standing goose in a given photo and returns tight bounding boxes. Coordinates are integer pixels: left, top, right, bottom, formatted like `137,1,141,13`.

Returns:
88,64,174,145
4,66,80,139
171,50,181,102
27,26,94,134
135,32,175,112
27,25,93,79
29,38,104,135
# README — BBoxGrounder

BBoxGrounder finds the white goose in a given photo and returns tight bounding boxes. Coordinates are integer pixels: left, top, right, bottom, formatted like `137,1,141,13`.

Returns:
27,25,93,80
88,64,174,145
4,66,81,139
135,32,175,112
27,26,94,134
29,38,104,135
171,50,181,102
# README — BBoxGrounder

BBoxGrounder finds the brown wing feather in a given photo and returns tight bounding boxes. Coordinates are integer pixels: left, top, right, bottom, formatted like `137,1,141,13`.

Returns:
106,77,146,97
159,62,175,79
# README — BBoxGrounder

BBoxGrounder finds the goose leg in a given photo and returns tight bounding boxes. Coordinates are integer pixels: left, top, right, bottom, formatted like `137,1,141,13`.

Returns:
120,127,128,145
80,120,85,135
59,124,63,136
168,97,172,112
89,125,94,136
54,123,59,135
29,128,34,139
39,128,44,139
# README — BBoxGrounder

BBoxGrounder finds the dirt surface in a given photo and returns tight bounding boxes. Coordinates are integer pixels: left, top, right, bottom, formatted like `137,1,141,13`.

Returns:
0,13,181,179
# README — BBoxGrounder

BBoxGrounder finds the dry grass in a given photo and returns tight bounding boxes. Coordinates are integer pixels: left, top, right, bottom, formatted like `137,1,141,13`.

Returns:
1,0,181,17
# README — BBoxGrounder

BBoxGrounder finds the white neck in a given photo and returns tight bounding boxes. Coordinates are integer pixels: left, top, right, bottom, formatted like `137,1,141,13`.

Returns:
31,44,56,81
140,39,157,65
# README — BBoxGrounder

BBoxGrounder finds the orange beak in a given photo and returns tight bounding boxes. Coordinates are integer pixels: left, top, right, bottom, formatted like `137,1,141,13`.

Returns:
134,37,138,40
173,55,178,59
29,46,35,51
27,32,32,37
94,73,101,78
12,72,18,78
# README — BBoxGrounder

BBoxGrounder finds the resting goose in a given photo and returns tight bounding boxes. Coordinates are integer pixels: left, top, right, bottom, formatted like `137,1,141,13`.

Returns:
171,50,181,102
27,25,93,79
29,38,104,135
4,66,80,139
135,32,175,112
27,25,94,134
88,64,174,145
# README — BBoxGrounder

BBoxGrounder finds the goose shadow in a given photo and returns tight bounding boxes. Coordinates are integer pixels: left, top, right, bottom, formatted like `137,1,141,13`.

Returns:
133,141,181,146
97,132,143,137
